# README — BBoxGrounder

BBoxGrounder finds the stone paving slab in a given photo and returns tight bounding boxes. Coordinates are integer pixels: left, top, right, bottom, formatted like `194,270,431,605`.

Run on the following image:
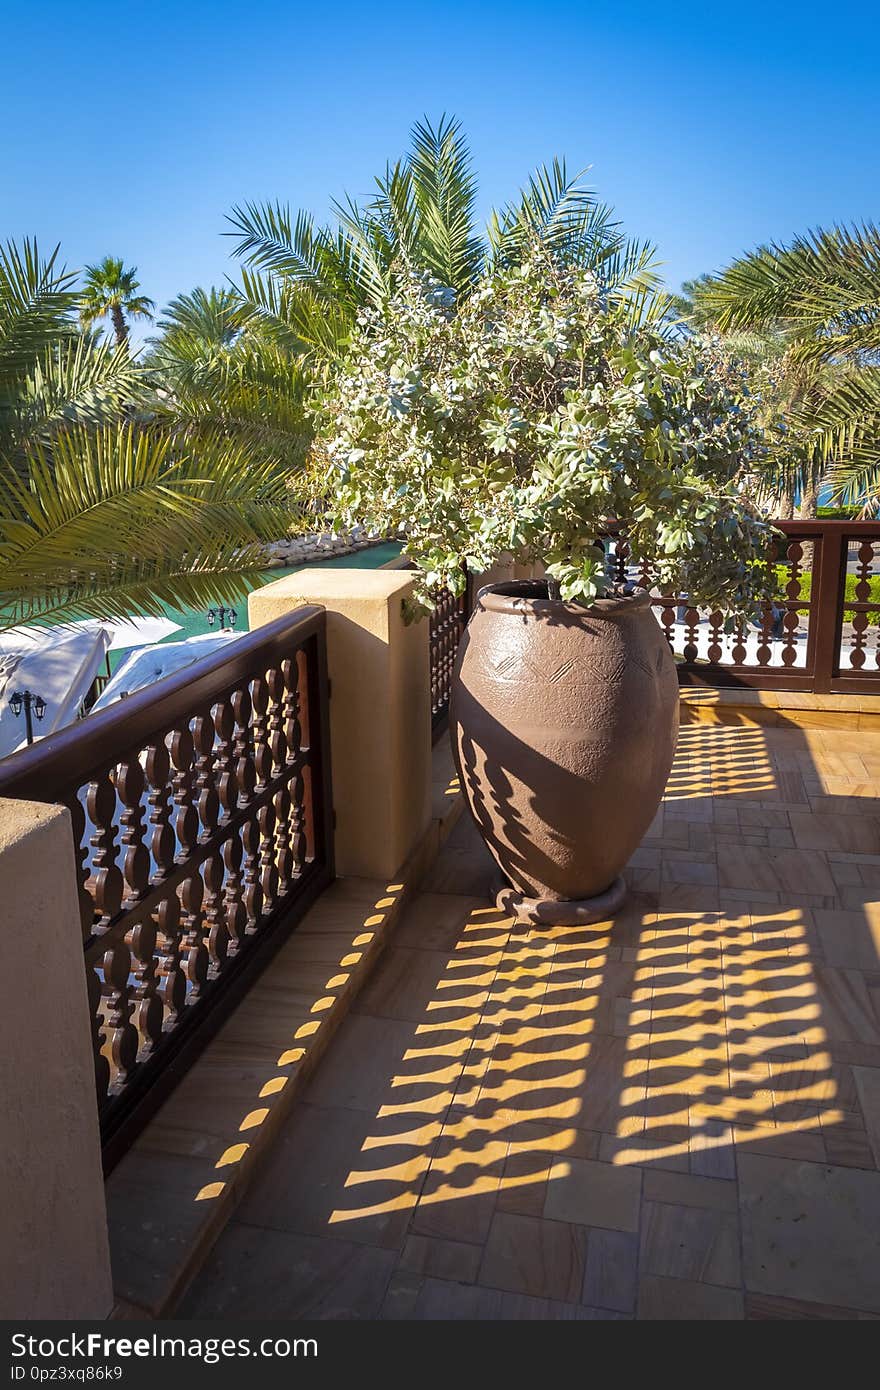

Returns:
179,719,880,1320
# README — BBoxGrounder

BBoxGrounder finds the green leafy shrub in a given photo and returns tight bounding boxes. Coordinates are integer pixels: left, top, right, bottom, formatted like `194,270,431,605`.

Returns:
314,247,775,612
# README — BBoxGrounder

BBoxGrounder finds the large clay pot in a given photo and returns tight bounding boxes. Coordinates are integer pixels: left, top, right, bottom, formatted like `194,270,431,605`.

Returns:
450,580,679,923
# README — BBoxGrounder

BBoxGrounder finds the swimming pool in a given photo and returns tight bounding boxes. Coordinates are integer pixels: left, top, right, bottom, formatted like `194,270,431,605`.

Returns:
107,540,403,673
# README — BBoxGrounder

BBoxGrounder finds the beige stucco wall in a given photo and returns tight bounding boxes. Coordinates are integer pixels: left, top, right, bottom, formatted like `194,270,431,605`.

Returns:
470,554,546,593
249,568,432,880
0,798,113,1319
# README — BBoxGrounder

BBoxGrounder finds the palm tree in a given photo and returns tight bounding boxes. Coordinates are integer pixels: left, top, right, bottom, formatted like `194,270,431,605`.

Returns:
227,115,665,361
80,256,155,347
702,225,880,513
146,286,311,478
673,271,829,519
0,239,296,632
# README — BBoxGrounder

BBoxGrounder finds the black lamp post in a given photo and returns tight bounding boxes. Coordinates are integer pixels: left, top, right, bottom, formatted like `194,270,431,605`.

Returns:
10,689,47,746
207,606,238,630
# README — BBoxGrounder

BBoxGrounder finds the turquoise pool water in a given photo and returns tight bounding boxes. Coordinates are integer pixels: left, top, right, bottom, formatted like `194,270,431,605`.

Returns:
108,541,402,672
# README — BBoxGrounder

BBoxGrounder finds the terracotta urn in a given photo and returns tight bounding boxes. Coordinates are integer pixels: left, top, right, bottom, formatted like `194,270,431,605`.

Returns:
450,580,679,923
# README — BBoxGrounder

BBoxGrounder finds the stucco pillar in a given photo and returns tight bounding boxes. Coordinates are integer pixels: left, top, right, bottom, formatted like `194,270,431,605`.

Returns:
0,798,113,1319
249,568,432,879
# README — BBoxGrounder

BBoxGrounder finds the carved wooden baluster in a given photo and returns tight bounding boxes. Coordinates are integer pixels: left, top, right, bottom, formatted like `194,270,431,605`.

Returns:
428,603,438,713
87,770,124,933
118,746,159,1054
731,621,747,666
757,537,781,668
70,794,109,1101
849,539,874,670
445,591,455,704
232,688,256,808
683,606,700,665
69,792,97,940
282,657,307,880
214,698,239,823
117,755,150,905
203,852,228,976
781,540,804,668
222,834,246,956
126,913,162,1059
660,599,675,651
241,817,263,933
235,682,262,933
295,646,316,864
707,610,723,665
252,674,278,915
268,667,294,899
436,592,447,715
154,892,185,1029
102,935,138,1091
170,727,198,864
252,675,272,792
193,711,220,842
222,689,254,953
281,658,302,757
445,595,457,708
214,693,245,957
179,868,207,1002
193,710,226,975
145,737,175,881
867,544,873,669
429,595,444,714
258,801,278,914
84,959,110,1105
171,725,207,1001
755,602,773,667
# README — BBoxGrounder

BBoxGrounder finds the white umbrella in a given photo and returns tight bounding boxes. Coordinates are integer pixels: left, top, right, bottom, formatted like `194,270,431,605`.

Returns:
91,631,241,711
0,626,113,759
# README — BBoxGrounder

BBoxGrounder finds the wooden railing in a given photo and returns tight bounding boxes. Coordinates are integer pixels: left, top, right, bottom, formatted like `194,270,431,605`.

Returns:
428,579,470,733
0,606,334,1170
607,520,880,695
425,521,880,704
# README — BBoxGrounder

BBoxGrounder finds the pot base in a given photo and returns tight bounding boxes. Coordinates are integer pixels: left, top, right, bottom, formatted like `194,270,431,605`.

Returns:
494,875,627,927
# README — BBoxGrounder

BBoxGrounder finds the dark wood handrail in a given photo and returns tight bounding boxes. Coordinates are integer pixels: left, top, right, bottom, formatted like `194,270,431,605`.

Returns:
599,516,880,695
0,604,326,800
0,601,335,1169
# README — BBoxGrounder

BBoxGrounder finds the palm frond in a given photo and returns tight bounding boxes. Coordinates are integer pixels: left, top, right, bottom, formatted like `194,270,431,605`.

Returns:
807,366,880,509
329,193,396,306
236,267,352,359
489,160,601,266
0,239,78,400
707,224,880,361
0,422,296,631
14,335,143,448
406,115,482,291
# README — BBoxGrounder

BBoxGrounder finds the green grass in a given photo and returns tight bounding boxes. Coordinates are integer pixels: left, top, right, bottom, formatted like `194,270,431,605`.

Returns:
773,564,880,619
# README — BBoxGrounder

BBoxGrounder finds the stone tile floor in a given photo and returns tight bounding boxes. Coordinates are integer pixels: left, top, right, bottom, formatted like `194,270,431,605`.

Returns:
180,720,880,1320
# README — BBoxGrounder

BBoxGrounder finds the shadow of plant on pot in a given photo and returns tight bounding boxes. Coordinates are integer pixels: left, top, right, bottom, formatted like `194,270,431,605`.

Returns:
451,580,679,925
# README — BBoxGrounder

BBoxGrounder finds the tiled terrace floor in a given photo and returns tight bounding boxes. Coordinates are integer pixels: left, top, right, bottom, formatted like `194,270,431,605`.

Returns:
180,720,880,1320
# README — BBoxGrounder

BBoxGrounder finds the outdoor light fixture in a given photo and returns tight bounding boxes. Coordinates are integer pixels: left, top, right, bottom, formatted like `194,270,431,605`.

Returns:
9,688,47,746
207,605,238,630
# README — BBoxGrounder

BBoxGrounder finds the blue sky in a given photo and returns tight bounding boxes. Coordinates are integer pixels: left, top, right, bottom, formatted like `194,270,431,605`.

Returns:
3,0,878,341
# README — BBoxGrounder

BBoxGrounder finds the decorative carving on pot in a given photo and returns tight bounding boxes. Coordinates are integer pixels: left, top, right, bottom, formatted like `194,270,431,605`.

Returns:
450,580,679,924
